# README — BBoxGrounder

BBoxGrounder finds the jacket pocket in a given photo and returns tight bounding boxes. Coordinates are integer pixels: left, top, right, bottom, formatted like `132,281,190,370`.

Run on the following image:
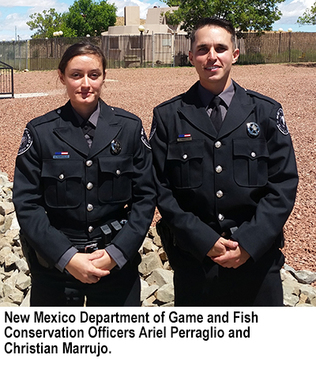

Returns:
166,140,204,189
41,160,83,208
98,156,133,202
233,139,269,187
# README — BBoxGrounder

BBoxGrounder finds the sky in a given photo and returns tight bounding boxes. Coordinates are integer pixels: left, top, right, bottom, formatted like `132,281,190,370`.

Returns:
0,0,316,41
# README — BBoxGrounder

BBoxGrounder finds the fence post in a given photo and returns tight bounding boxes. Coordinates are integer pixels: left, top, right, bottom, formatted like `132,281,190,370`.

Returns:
26,40,28,70
11,63,14,98
18,37,21,71
288,29,292,63
278,28,283,55
152,31,155,68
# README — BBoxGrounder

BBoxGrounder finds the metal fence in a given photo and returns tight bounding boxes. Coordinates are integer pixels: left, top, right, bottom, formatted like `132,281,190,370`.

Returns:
0,61,14,98
0,31,315,71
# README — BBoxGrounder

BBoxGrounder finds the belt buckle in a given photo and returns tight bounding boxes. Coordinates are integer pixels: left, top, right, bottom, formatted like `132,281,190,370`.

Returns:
84,243,98,253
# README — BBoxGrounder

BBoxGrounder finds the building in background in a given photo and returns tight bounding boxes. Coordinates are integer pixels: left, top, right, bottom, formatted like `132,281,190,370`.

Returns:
103,6,185,35
101,6,189,68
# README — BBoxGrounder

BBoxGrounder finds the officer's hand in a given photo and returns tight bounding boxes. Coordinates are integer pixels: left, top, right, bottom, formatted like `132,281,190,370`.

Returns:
66,250,110,284
211,245,251,269
92,250,117,271
207,238,238,258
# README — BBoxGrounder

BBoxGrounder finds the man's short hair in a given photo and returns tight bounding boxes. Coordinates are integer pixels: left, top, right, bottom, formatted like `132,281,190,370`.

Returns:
190,17,236,49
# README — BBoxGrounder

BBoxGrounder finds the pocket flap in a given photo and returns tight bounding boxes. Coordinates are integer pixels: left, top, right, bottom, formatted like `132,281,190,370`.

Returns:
167,140,204,162
42,160,83,179
99,156,133,175
233,140,269,159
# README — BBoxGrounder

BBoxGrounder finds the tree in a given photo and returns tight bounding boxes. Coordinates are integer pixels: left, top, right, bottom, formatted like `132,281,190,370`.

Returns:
163,0,285,35
26,8,76,38
65,0,117,37
297,1,316,25
27,1,116,39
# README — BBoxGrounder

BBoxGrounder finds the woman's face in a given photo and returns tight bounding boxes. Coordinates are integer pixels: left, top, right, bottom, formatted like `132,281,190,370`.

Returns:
58,54,106,117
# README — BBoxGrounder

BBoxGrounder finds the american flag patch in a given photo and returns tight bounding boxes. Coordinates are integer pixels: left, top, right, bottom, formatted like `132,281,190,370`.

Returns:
53,151,70,159
177,134,192,142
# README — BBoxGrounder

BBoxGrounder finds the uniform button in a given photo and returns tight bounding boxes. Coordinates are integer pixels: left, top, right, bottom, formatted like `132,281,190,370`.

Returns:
57,109,61,114
218,213,225,221
59,174,65,180
215,165,223,173
182,154,188,160
216,190,224,198
88,226,94,233
86,182,93,190
251,152,256,158
87,204,94,212
215,141,222,148
116,169,121,175
86,160,93,167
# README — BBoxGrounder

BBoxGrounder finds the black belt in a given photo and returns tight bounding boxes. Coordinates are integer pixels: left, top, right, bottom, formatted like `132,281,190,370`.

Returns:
70,219,126,253
71,237,103,253
74,242,101,253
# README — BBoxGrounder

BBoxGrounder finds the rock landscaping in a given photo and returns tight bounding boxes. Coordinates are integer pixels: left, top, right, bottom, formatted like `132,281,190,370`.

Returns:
1,169,315,307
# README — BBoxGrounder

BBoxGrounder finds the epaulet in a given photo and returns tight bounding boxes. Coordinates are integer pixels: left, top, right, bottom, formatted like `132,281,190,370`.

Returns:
29,108,60,127
155,93,184,109
244,88,277,105
109,106,140,121
245,88,289,135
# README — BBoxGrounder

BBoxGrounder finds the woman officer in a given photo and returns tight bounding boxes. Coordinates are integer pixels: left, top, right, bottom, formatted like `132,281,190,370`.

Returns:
13,42,156,306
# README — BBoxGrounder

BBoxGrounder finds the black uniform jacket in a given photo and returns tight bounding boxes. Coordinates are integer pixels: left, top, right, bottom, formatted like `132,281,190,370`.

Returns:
150,81,298,268
13,99,156,268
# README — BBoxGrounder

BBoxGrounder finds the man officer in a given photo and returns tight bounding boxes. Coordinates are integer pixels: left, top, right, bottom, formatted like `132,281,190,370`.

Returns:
150,17,298,306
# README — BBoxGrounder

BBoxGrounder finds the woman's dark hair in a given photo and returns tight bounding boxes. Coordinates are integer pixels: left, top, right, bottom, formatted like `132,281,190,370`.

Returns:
58,42,107,74
190,17,236,48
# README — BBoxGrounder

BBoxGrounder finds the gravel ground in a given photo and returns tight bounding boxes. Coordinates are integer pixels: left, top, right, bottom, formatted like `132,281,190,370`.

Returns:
0,64,315,272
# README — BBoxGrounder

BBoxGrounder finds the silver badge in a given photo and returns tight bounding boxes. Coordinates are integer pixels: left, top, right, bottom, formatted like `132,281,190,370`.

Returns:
276,108,289,135
110,140,121,155
247,122,260,138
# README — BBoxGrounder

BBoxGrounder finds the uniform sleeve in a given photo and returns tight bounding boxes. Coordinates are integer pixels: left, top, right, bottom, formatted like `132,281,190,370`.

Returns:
55,247,78,272
109,120,156,259
231,104,298,261
150,108,220,262
13,124,75,267
105,244,127,269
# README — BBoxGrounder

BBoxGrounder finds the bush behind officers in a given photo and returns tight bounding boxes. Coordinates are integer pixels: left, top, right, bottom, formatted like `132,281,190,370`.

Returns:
13,42,156,306
150,18,298,306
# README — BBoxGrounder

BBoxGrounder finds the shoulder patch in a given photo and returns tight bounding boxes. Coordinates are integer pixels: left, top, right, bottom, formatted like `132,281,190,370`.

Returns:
276,108,289,135
18,128,33,155
141,127,151,149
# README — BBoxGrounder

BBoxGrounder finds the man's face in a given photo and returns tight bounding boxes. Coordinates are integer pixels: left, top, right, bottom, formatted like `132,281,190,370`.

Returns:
189,25,239,93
